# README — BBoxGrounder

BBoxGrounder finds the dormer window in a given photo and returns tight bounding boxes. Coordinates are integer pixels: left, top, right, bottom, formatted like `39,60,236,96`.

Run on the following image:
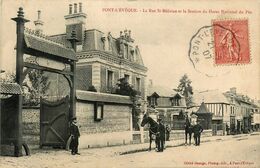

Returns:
148,92,159,108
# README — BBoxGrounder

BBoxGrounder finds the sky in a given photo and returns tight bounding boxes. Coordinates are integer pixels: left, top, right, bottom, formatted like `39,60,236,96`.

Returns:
0,0,259,100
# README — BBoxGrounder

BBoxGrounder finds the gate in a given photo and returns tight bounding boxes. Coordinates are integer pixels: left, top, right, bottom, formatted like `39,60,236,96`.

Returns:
40,96,69,148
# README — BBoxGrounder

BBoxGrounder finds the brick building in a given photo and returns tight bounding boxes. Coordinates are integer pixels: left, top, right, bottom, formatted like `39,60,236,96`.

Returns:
21,3,147,148
46,3,147,99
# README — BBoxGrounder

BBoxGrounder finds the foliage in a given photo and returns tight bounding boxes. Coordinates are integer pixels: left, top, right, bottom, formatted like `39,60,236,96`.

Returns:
0,70,50,106
115,77,141,131
115,77,140,98
23,70,50,106
174,74,194,107
0,72,15,83
87,85,97,92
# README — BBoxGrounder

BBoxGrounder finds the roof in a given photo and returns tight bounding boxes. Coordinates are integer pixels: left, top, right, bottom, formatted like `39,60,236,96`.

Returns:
147,85,177,97
196,102,210,113
24,28,77,61
192,89,230,105
76,90,133,104
0,83,22,95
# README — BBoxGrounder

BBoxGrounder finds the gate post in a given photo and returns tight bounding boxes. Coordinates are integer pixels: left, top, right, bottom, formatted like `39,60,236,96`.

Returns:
68,30,78,120
11,7,29,157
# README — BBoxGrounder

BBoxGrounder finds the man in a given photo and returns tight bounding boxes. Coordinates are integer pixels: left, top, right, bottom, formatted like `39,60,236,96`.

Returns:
165,125,171,141
156,118,166,152
70,117,80,155
193,121,203,146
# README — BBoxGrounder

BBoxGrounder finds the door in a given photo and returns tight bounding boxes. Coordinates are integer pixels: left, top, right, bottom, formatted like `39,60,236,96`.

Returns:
40,96,69,148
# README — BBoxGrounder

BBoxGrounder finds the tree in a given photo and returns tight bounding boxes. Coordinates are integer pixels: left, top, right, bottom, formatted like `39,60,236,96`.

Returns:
24,70,50,106
115,77,141,130
0,70,50,106
174,74,194,107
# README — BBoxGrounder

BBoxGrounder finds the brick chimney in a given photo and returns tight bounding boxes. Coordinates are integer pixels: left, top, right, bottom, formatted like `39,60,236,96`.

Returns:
34,10,44,34
64,2,86,44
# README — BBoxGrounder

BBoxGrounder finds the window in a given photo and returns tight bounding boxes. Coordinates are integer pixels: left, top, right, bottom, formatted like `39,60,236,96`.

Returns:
124,74,130,83
136,77,141,91
94,102,104,121
172,98,180,106
107,70,113,91
148,96,157,107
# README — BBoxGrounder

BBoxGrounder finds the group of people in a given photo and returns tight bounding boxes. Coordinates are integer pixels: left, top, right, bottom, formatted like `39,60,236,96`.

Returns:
68,115,204,155
184,117,204,146
155,116,203,153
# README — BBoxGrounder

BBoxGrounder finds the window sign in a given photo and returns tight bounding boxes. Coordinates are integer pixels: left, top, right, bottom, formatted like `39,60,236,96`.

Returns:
94,102,104,121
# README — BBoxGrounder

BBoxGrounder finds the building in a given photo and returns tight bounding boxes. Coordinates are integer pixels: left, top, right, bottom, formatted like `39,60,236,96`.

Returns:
46,3,147,99
189,89,232,135
225,87,255,133
146,82,187,129
21,3,148,148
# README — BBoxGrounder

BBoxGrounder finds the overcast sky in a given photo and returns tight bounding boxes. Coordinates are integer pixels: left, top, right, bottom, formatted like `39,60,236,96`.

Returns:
0,0,259,99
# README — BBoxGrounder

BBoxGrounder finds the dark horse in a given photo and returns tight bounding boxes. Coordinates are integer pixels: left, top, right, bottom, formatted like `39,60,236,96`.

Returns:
184,117,193,145
141,113,160,151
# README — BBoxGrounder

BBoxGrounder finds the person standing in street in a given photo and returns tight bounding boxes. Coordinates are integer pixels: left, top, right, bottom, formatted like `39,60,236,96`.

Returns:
193,121,203,146
157,118,166,152
165,125,171,141
70,117,80,155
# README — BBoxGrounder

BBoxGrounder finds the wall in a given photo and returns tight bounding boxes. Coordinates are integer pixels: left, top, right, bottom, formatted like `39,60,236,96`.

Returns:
22,107,40,147
76,101,133,148
143,129,212,142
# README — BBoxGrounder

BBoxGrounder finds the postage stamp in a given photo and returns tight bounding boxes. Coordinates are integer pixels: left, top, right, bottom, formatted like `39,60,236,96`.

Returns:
212,19,250,65
188,19,250,77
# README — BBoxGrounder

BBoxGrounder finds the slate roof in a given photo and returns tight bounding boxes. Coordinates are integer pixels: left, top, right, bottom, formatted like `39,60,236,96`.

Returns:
196,102,210,113
192,89,230,105
24,30,77,61
76,90,133,104
0,83,22,95
147,85,177,97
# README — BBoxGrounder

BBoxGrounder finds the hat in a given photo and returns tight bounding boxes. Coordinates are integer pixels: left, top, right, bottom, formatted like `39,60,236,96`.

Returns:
157,118,162,121
71,117,77,121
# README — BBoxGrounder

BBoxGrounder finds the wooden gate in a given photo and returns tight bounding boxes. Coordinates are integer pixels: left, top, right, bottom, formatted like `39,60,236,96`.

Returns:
40,96,69,148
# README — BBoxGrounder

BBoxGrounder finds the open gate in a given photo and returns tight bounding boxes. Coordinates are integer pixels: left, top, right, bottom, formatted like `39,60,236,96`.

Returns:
40,96,69,148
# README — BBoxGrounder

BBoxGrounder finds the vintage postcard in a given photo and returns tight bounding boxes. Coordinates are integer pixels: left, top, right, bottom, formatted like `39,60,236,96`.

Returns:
0,0,259,168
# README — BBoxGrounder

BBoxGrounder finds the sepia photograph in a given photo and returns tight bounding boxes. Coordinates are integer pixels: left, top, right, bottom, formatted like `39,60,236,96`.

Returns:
0,0,259,167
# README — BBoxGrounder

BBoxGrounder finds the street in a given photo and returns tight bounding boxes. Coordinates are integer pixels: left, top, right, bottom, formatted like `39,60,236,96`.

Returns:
0,134,259,168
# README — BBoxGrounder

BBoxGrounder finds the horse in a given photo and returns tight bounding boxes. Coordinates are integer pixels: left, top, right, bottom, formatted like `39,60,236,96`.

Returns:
184,117,193,145
141,113,159,151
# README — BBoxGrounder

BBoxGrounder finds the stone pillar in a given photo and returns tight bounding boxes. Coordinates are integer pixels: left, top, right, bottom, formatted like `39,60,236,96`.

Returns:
92,63,101,92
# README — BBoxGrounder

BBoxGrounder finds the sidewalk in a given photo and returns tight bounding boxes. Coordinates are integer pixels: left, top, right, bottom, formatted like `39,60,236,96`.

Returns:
45,132,258,157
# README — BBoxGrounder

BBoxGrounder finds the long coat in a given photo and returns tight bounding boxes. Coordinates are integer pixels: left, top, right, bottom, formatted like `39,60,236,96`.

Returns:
193,123,203,136
157,123,166,139
69,123,80,149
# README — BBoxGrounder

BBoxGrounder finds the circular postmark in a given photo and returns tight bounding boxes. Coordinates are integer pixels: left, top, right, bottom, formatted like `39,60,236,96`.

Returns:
188,23,243,77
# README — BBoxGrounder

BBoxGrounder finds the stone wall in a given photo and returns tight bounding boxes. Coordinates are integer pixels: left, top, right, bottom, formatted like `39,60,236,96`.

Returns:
76,102,132,134
22,107,40,146
76,101,133,148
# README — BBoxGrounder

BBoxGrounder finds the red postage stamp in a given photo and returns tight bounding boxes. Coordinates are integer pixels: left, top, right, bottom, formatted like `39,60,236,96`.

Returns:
213,19,250,65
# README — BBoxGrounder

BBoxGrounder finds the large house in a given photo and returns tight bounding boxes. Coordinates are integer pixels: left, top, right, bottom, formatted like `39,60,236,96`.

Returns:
146,82,187,129
21,3,148,148
45,3,147,99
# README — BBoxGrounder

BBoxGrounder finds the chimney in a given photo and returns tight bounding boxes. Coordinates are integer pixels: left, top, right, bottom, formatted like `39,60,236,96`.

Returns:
230,87,237,94
65,2,86,44
34,10,44,34
69,4,72,14
79,3,82,13
74,3,77,13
